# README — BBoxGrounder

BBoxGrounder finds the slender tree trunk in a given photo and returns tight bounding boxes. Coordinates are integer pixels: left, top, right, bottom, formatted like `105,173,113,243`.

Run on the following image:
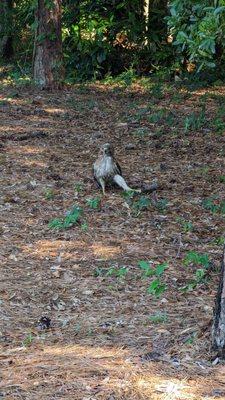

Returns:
212,243,225,356
33,0,64,89
143,0,150,43
0,0,13,60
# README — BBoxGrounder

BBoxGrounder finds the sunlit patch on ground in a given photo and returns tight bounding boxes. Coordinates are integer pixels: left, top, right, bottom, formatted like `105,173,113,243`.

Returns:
92,243,121,258
0,343,219,399
7,145,45,155
44,107,66,114
22,240,87,259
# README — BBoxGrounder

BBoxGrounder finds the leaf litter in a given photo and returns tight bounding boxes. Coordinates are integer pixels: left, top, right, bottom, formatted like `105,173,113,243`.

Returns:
0,81,225,399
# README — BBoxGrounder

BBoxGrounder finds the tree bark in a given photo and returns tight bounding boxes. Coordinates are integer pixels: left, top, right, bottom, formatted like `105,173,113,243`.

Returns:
0,0,13,60
212,243,225,356
33,0,64,89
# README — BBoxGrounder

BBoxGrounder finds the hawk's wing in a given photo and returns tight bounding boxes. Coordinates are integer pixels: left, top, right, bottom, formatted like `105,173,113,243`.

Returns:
93,164,101,187
93,155,122,189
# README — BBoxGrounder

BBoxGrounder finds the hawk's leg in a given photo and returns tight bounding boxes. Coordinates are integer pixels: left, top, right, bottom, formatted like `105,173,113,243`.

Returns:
99,178,106,195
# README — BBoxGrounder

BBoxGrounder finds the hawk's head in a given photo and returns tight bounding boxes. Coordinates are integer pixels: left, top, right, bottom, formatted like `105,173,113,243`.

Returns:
100,143,114,156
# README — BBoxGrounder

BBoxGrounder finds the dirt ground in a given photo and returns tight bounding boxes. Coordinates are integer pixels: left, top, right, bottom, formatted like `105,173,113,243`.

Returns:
0,80,225,399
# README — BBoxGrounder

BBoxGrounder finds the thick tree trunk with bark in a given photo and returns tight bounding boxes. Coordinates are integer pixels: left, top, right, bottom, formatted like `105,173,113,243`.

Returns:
33,0,64,89
0,0,13,60
212,243,225,356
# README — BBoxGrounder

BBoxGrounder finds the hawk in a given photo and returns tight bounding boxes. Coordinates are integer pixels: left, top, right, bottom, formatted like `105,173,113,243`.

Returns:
93,143,140,195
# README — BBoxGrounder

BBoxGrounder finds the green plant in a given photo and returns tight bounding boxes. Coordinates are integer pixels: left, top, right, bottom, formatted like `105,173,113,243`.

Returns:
74,182,84,192
202,196,225,214
133,196,151,215
213,117,225,134
167,1,225,72
44,188,55,200
86,197,101,209
155,263,168,276
147,279,167,297
155,199,168,212
184,107,206,132
138,260,168,277
177,218,194,233
22,333,35,347
150,83,164,99
122,192,151,216
213,236,225,245
122,190,135,201
194,268,206,283
138,260,168,297
180,268,208,292
133,127,149,137
219,175,225,183
184,332,197,345
183,251,209,268
138,260,155,277
81,222,88,231
94,267,105,277
48,205,83,230
181,251,210,291
148,312,168,324
147,109,165,123
165,112,176,126
106,266,128,279
115,68,137,87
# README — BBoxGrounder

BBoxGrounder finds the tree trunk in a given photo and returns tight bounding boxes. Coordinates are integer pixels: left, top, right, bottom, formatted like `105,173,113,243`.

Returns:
143,0,150,41
212,243,225,356
0,0,13,60
33,0,64,89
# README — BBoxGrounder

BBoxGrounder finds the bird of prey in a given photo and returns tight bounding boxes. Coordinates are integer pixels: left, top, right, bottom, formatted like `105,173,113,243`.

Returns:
93,143,140,195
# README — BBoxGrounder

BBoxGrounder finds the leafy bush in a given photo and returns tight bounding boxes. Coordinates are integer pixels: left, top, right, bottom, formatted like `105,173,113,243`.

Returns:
63,0,146,81
167,1,225,72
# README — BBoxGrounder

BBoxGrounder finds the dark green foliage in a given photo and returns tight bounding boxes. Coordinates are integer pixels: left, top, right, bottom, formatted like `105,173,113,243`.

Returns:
167,0,225,72
1,0,225,81
63,0,147,81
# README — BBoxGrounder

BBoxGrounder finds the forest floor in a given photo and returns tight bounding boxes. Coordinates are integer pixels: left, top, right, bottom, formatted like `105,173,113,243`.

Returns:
0,76,225,399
